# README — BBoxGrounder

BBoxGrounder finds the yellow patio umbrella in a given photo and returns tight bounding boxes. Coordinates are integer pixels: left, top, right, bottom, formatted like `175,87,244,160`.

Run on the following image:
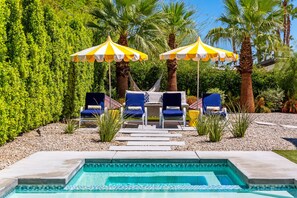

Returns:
71,36,148,107
160,37,238,109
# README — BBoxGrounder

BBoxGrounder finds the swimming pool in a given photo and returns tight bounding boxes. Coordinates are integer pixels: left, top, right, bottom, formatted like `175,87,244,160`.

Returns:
5,161,297,198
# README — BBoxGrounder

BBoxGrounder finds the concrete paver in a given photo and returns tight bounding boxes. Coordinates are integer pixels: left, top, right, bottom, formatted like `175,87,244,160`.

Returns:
115,137,170,141
254,121,277,126
281,124,297,129
120,130,168,134
0,151,116,185
196,151,297,185
127,141,185,146
109,146,171,151
130,133,182,137
0,178,17,197
1,151,297,197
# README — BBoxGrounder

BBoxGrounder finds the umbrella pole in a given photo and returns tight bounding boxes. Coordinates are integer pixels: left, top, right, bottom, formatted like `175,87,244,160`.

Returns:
197,60,200,110
109,62,112,109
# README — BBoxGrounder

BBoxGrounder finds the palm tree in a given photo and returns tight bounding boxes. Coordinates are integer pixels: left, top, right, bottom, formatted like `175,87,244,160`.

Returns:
161,2,196,91
87,0,165,98
207,0,282,112
206,27,240,54
282,0,297,46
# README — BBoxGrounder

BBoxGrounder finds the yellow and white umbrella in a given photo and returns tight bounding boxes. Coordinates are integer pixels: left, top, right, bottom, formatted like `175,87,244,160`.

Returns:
71,36,148,106
160,37,238,108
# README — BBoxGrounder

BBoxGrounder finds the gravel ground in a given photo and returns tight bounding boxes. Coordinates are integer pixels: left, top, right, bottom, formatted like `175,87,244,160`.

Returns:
0,113,296,170
174,113,297,151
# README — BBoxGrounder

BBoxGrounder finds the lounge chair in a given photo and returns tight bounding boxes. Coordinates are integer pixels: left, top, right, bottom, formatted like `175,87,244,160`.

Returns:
121,92,147,128
159,93,186,128
200,93,228,119
79,93,105,127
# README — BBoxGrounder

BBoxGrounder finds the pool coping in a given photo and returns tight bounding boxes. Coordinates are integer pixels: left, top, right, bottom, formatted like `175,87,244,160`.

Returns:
1,151,297,197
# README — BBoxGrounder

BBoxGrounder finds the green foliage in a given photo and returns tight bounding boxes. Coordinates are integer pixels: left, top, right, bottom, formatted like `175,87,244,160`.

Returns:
255,97,271,113
275,53,297,98
252,68,278,97
229,105,253,138
0,0,95,145
186,96,197,105
208,116,226,142
257,88,284,112
64,119,77,134
96,111,122,142
282,99,297,113
195,117,209,136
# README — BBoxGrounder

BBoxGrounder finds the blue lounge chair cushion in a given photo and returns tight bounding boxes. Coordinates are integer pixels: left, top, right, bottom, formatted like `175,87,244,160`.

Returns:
84,93,105,110
202,93,222,112
123,109,144,118
162,93,181,110
81,109,104,117
126,93,145,111
163,109,183,117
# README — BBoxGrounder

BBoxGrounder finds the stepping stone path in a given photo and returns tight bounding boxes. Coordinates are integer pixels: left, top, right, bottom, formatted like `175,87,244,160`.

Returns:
110,126,185,151
254,121,277,126
281,124,297,129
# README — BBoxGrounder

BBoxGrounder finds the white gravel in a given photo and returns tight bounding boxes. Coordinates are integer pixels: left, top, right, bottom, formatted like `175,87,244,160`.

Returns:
174,113,297,151
0,113,296,170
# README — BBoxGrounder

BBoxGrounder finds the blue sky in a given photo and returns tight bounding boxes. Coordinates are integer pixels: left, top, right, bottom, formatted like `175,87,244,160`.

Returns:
168,0,297,51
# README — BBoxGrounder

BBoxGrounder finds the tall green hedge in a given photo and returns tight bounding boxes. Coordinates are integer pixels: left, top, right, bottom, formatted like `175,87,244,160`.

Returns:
0,0,94,145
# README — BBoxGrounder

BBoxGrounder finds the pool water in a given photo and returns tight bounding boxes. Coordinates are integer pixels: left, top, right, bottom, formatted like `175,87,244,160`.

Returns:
6,162,297,198
66,162,246,188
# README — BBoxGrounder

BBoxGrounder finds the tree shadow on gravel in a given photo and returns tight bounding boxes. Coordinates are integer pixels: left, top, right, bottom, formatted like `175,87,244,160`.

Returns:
283,138,297,148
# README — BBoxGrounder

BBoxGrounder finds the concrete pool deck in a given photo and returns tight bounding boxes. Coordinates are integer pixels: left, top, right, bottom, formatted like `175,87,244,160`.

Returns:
0,151,297,196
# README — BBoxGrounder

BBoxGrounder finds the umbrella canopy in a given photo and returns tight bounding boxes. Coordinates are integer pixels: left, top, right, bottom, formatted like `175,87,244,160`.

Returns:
160,37,238,109
71,36,148,63
160,37,238,61
71,36,148,108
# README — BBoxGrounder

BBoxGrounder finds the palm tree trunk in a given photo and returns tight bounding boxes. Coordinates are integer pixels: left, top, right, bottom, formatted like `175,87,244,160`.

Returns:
232,37,236,53
239,36,255,113
116,33,129,98
283,0,288,45
286,14,290,46
167,33,178,91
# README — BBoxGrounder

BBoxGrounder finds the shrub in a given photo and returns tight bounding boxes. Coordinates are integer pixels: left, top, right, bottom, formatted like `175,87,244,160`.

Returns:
207,88,226,105
208,116,226,142
117,98,125,105
187,96,197,105
195,117,209,136
96,110,122,142
229,105,253,138
255,97,271,113
258,88,284,111
64,119,78,134
282,99,297,113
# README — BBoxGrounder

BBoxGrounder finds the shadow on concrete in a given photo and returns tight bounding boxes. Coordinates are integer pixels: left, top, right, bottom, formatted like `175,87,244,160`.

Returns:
283,138,297,148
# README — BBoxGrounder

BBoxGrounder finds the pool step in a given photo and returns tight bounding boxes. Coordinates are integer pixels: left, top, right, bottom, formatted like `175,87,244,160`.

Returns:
119,130,169,134
127,141,185,146
115,137,170,141
109,146,171,151
130,133,182,137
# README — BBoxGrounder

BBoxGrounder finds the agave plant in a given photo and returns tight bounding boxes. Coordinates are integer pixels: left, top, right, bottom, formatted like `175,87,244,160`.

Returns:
96,110,122,142
208,116,227,142
195,116,209,136
64,119,78,134
229,104,254,138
